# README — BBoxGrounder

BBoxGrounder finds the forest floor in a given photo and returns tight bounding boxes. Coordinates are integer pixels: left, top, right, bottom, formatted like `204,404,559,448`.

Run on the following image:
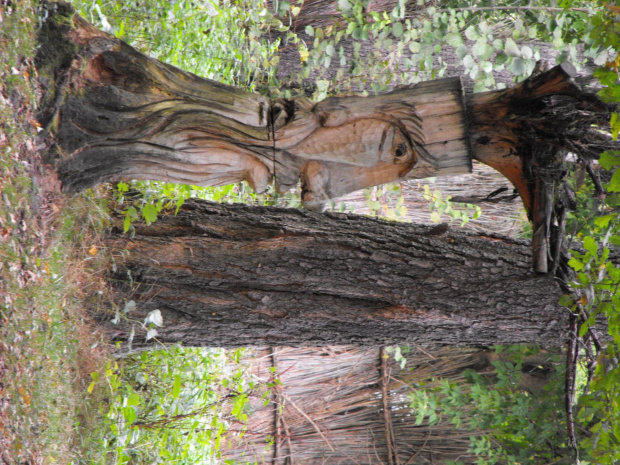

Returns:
0,2,111,463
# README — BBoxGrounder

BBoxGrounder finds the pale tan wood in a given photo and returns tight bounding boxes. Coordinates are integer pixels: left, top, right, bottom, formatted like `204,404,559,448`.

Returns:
56,16,473,209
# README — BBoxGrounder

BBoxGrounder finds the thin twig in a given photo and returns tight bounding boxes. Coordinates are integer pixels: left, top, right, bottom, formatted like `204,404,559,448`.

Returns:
413,344,436,360
272,348,282,465
565,313,580,463
280,393,335,452
579,337,597,397
281,416,295,465
381,347,401,465
585,160,605,197
402,431,431,465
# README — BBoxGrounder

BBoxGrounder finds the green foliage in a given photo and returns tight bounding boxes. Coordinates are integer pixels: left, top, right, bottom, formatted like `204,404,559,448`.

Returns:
407,346,568,464
564,183,620,463
275,0,600,96
363,183,408,220
422,184,481,226
86,346,251,464
74,0,279,90
385,346,409,369
557,4,620,463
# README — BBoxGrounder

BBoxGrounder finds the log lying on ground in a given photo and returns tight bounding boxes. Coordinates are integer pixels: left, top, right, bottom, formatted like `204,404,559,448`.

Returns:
102,199,577,349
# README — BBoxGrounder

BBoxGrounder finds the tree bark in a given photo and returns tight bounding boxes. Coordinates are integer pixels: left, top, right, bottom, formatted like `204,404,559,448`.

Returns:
103,199,571,349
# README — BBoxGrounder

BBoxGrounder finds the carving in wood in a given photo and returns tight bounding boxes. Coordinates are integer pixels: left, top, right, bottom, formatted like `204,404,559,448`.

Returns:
52,16,471,210
40,5,614,272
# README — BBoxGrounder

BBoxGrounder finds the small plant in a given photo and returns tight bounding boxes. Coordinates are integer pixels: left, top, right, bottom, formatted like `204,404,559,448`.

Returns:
408,346,568,465
422,184,481,226
86,344,252,464
364,183,408,220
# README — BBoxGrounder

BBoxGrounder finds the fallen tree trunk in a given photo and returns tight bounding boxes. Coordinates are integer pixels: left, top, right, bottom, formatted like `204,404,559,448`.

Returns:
103,199,570,349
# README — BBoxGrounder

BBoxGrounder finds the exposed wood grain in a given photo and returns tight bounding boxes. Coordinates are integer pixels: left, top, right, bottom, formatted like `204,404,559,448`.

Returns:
43,7,472,210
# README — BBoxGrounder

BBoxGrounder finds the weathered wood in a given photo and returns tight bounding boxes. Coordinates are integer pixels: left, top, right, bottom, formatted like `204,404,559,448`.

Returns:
467,63,578,215
467,62,613,272
101,199,578,350
40,3,615,275
44,6,471,210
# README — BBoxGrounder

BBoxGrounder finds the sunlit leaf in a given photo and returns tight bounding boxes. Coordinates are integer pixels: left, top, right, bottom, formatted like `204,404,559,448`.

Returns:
144,309,162,327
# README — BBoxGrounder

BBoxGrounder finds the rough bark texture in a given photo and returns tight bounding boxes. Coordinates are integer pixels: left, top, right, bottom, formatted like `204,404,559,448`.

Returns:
103,199,570,350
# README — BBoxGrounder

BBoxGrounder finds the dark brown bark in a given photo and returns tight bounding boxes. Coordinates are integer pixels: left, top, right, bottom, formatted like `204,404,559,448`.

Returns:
103,199,571,350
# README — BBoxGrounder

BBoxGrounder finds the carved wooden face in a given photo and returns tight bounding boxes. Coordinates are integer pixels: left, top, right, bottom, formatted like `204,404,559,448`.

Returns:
288,118,417,169
295,119,421,210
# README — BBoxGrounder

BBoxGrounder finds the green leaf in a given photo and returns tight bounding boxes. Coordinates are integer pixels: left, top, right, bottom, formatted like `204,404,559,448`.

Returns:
594,49,609,66
559,294,574,307
463,55,476,69
124,206,138,233
568,257,584,271
325,44,335,56
337,0,352,12
172,374,182,399
144,309,163,327
595,214,617,229
455,44,468,59
87,380,96,394
600,151,620,170
142,203,158,224
445,32,462,47
127,393,140,407
146,328,158,341
509,58,525,76
122,406,137,425
583,236,598,257
472,40,487,58
409,41,421,53
612,113,620,141
123,300,136,314
464,25,479,40
504,38,521,57
392,22,403,38
610,170,620,193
